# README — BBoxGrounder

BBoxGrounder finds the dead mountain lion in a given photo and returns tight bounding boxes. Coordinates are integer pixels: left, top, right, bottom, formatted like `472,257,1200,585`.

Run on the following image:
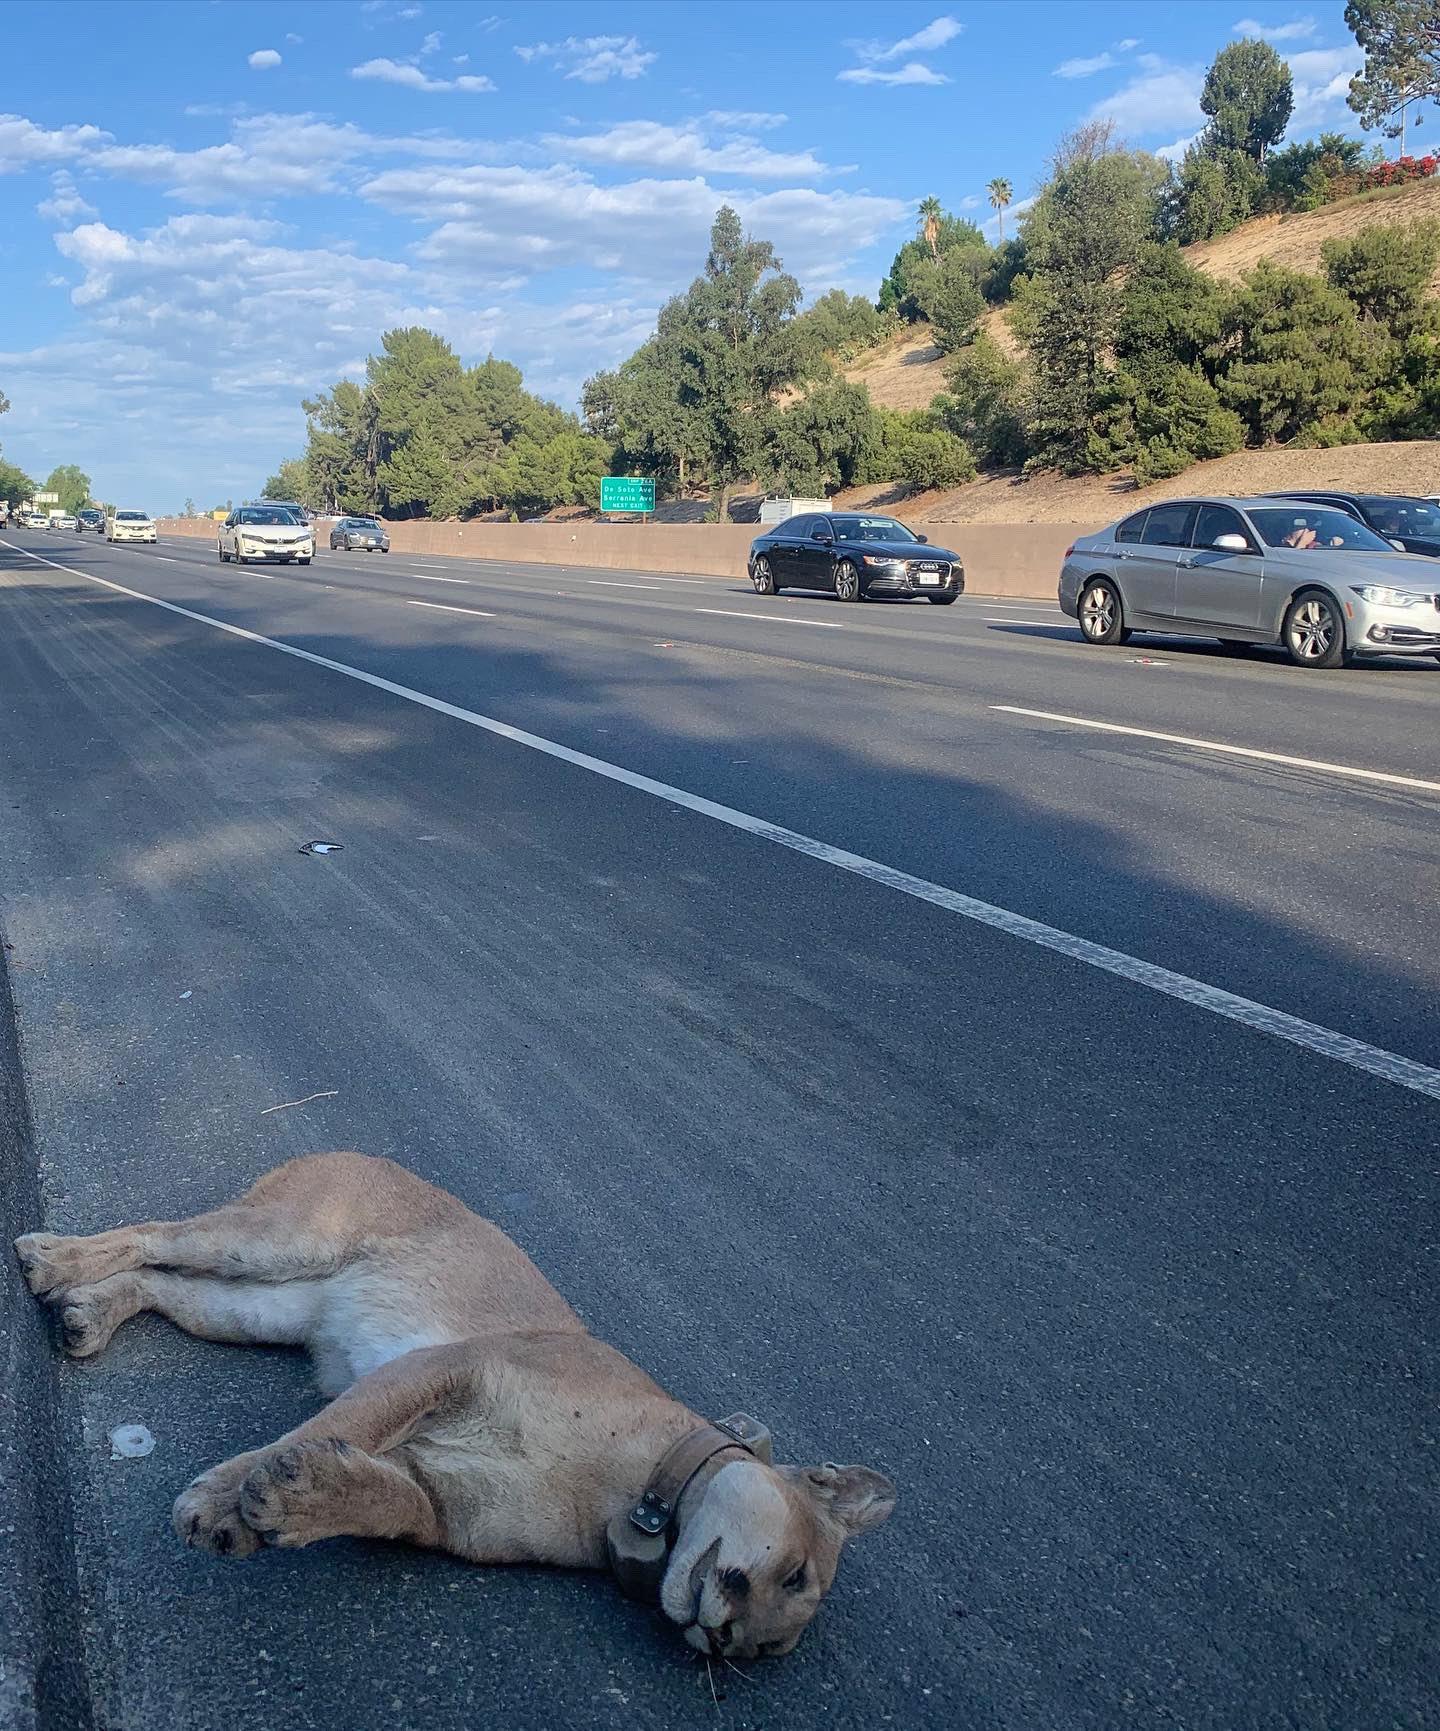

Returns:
14,1152,895,1658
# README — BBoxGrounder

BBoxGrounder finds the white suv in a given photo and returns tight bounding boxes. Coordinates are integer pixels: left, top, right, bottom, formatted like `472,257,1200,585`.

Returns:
218,504,314,565
107,510,157,544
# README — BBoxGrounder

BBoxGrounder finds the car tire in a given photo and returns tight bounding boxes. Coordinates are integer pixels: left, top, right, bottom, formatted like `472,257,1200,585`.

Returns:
1078,576,1128,645
751,557,777,595
217,545,226,562
1282,589,1346,669
299,556,312,565
833,560,861,603
927,594,957,605
344,537,355,551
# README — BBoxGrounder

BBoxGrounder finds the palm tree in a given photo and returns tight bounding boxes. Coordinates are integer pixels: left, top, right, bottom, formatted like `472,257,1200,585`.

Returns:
917,196,943,261
988,177,1013,245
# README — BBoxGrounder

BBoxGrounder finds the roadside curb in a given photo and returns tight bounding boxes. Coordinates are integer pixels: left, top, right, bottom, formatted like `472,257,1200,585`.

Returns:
0,935,93,1731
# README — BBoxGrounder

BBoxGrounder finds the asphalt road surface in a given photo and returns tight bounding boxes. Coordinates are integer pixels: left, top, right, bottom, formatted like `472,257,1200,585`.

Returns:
1,524,1436,1731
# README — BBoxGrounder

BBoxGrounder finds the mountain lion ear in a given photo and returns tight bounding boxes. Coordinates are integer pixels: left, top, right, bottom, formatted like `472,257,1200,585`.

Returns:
799,1464,897,1538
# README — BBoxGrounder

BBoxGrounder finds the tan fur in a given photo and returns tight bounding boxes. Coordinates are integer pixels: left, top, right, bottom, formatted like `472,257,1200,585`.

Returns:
15,1153,895,1658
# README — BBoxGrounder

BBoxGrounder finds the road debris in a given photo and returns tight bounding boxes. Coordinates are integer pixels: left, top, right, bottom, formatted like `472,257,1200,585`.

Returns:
109,1424,155,1460
260,1089,339,1116
298,840,343,856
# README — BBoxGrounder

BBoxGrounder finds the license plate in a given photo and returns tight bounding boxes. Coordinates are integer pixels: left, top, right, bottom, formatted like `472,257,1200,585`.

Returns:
918,571,941,585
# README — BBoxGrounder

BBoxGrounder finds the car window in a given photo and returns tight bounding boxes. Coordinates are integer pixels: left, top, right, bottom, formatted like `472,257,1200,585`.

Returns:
811,519,835,541
1248,506,1392,552
116,511,148,521
829,515,916,543
1113,511,1147,544
779,515,811,537
1140,503,1197,547
1193,504,1250,548
1358,496,1439,539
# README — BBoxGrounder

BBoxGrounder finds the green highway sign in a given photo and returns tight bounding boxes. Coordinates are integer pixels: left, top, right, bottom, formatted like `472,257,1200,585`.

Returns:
600,475,656,514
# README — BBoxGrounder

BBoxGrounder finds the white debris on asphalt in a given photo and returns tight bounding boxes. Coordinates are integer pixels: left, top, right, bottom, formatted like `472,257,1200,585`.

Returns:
109,1424,155,1460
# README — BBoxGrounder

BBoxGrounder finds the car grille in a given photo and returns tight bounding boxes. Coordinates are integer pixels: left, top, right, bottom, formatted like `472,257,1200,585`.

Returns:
905,560,949,577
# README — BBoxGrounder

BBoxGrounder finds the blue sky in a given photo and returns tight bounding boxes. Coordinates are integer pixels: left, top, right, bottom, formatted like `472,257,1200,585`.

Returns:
0,2,1381,509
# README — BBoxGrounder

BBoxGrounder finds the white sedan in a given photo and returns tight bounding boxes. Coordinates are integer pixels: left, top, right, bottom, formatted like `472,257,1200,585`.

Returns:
218,505,314,565
107,510,157,544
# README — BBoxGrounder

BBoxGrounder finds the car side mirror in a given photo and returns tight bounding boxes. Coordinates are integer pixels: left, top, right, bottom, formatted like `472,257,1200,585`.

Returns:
1212,533,1252,553
916,534,928,544
1389,538,1406,552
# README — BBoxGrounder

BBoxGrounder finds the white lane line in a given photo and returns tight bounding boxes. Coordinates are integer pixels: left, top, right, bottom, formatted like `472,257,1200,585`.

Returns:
5,536,1438,1106
994,705,1440,795
406,599,496,618
985,616,1068,626
412,574,470,584
155,556,180,563
589,580,667,591
696,608,844,630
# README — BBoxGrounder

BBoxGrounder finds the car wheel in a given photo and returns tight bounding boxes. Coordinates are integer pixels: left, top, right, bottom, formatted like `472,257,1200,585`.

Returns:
1283,589,1345,669
344,537,355,551
1078,576,1128,645
751,557,777,595
833,560,861,603
299,556,312,565
217,544,226,562
927,594,957,605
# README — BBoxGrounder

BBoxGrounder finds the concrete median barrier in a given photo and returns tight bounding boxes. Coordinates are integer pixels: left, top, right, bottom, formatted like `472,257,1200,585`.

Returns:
154,517,1099,599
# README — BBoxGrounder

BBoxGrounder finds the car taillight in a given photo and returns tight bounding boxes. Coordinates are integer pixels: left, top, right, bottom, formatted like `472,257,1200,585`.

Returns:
1064,545,1075,557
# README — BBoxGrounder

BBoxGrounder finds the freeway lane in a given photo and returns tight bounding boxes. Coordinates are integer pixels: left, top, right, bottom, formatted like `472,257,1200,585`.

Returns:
0,532,1437,1731
16,527,1440,1066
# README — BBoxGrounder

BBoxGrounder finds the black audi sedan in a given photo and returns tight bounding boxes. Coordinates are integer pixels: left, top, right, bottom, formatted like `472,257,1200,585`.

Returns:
1258,492,1440,558
748,511,964,603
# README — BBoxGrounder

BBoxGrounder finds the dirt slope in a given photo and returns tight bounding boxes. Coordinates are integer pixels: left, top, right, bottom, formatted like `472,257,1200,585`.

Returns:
1184,176,1440,285
847,179,1440,423
833,439,1440,525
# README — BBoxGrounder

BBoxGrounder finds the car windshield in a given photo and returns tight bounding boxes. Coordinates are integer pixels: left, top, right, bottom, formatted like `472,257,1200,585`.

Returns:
351,518,380,529
239,507,301,525
830,516,918,544
1248,506,1392,553
116,511,149,521
1357,496,1440,538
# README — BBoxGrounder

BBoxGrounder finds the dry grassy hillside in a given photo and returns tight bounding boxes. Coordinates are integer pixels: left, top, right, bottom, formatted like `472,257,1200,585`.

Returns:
1184,176,1440,285
833,439,1440,525
846,178,1440,420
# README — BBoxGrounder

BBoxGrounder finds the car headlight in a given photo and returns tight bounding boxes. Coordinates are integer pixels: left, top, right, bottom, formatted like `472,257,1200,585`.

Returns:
861,555,902,567
1351,585,1427,608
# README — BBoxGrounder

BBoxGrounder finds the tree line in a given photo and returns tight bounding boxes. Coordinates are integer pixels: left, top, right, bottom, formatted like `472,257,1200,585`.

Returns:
263,0,1439,517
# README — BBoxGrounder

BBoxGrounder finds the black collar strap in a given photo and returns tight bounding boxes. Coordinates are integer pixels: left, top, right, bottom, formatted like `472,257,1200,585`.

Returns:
606,1413,772,1602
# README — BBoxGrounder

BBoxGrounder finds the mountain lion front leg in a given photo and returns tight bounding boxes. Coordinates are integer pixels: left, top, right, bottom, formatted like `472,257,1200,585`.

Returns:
175,1341,466,1558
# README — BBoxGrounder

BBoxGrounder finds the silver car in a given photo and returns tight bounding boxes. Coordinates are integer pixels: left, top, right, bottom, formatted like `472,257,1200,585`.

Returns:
329,516,390,553
1059,496,1440,669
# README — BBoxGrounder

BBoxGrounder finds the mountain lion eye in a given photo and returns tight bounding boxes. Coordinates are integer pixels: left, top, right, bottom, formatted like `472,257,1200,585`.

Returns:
783,1564,808,1593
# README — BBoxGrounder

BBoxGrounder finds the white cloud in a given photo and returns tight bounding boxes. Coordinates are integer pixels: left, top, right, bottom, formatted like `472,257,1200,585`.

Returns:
1056,52,1116,79
958,194,981,209
853,15,962,62
36,169,97,224
1115,38,1141,51
421,31,442,55
1232,16,1318,41
351,57,495,93
1286,44,1363,128
453,53,469,66
477,13,504,30
247,49,282,70
0,113,108,171
838,61,948,87
514,34,655,82
545,119,831,179
706,109,788,131
285,33,303,45
361,160,905,284
1087,56,1204,137
1155,130,1202,163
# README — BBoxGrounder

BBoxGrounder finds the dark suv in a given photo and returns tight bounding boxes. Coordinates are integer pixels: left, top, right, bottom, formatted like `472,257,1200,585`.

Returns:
1259,492,1440,558
75,508,105,533
748,512,963,603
